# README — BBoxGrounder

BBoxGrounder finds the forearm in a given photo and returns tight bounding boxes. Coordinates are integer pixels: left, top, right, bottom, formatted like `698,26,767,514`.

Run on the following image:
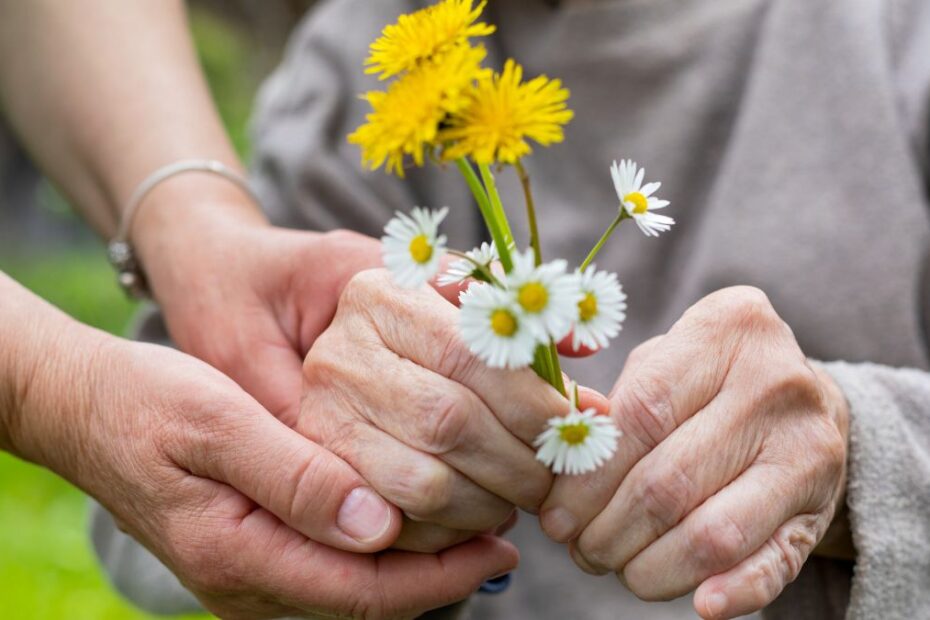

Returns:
0,273,102,474
0,0,249,238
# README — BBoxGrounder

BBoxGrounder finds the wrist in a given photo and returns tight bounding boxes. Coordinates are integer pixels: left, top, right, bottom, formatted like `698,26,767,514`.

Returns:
0,275,106,474
0,273,63,456
130,172,270,303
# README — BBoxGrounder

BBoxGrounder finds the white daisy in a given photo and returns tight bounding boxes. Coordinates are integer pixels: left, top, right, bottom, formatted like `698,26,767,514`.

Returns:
382,207,449,288
459,281,538,369
572,266,627,351
437,241,499,287
610,159,674,237
505,250,581,342
534,384,621,475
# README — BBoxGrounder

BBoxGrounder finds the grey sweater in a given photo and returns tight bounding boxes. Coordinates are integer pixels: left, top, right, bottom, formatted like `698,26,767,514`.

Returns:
92,0,930,618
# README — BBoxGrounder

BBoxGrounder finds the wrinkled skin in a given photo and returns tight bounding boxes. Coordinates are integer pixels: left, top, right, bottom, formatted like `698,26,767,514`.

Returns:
540,286,850,620
297,269,607,552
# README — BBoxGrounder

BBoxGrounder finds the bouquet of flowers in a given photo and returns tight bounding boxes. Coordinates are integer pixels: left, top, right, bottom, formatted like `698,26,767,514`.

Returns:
349,0,674,475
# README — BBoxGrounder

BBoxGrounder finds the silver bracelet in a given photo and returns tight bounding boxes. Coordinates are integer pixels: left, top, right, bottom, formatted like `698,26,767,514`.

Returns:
107,159,261,298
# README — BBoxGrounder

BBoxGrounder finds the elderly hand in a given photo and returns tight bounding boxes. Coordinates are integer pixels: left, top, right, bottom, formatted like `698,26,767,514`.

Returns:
0,276,518,619
539,286,850,620
297,268,587,553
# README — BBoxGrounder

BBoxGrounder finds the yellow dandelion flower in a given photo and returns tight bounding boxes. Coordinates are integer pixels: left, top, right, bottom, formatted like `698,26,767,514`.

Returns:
365,0,495,80
349,44,488,177
441,59,574,165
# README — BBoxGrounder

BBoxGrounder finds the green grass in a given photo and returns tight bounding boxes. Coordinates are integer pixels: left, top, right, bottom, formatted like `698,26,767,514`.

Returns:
0,6,262,618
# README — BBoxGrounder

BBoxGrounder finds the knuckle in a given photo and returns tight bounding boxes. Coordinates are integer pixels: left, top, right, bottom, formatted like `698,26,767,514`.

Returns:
745,539,791,605
688,510,751,573
324,228,368,250
301,333,341,385
287,448,344,526
636,462,696,534
415,392,469,455
401,460,456,517
625,337,660,369
721,285,773,316
764,364,824,410
700,286,778,331
618,374,676,448
342,269,387,307
773,517,818,578
574,528,614,575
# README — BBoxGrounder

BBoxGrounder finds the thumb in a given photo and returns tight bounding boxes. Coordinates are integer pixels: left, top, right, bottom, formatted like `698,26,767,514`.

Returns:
189,395,402,553
693,514,820,619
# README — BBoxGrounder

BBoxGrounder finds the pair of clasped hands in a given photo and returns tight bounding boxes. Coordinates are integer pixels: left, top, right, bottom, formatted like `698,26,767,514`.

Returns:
110,198,849,620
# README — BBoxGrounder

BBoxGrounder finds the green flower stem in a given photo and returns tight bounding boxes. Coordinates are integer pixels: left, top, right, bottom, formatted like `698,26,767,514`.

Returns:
477,163,515,252
580,211,627,272
532,345,551,383
455,159,566,396
514,160,542,267
456,158,513,272
547,341,566,396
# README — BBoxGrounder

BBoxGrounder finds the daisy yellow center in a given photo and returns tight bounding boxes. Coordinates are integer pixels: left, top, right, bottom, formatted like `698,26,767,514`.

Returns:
559,422,590,445
624,191,649,214
490,309,518,337
408,234,433,264
518,282,549,313
578,292,598,322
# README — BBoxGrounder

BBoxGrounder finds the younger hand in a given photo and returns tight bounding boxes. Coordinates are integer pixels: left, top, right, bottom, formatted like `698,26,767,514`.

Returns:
134,180,383,427
5,289,518,619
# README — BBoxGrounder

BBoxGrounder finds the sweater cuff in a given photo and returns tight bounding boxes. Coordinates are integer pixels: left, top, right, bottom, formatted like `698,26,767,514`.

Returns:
816,360,930,620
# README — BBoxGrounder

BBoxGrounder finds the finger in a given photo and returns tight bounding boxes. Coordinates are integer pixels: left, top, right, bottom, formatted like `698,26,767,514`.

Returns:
540,323,730,543
347,348,554,512
175,392,402,553
621,464,813,601
304,403,514,531
184,481,519,619
571,390,760,574
393,519,478,553
692,514,823,620
356,269,570,445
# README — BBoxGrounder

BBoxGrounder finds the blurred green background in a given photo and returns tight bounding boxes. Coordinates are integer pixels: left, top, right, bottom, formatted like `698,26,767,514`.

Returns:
0,3,310,617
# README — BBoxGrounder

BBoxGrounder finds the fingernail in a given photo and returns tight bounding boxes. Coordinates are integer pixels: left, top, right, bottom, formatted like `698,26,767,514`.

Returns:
540,508,579,543
337,487,392,542
704,592,728,618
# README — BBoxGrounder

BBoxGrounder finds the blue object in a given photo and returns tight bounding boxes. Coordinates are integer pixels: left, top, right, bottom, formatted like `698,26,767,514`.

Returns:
478,573,512,594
